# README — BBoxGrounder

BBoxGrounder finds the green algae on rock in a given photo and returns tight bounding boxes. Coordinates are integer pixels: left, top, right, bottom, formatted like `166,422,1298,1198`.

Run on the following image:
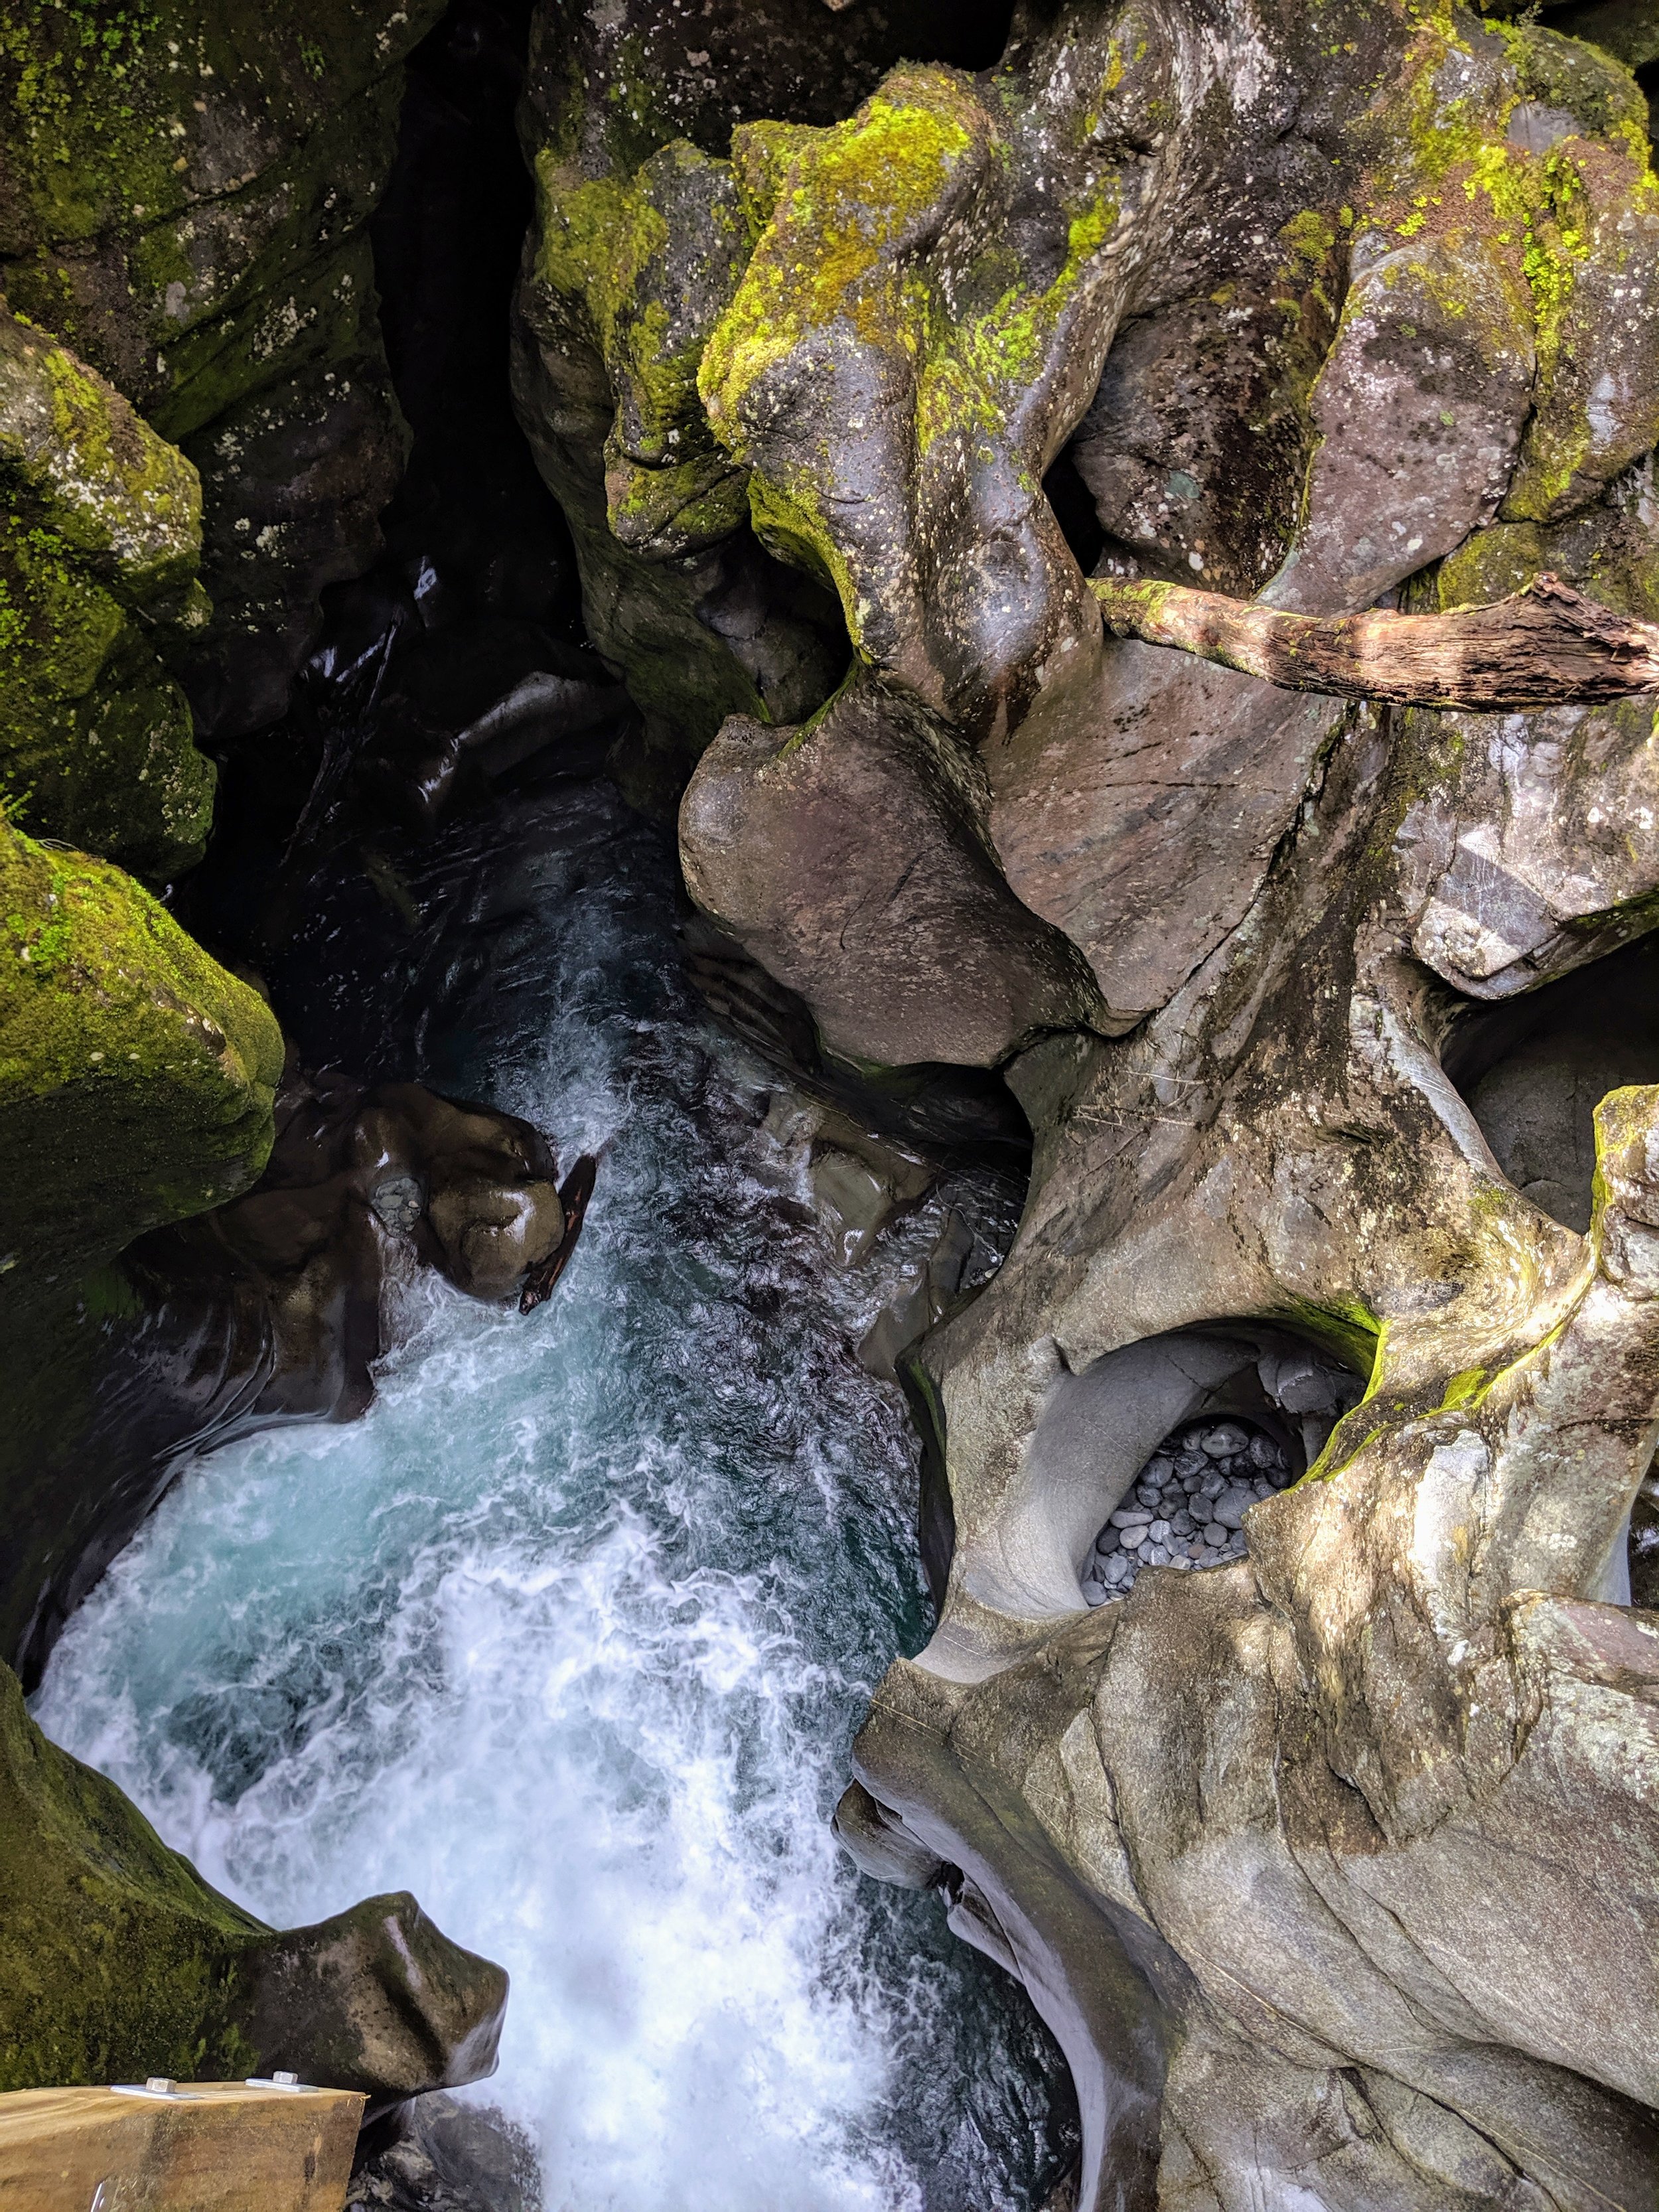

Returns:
0,1655,263,2091
0,820,283,1278
530,139,753,561
0,307,213,877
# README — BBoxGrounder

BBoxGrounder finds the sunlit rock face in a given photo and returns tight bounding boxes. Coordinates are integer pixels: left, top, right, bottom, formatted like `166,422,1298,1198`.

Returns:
510,0,1659,2202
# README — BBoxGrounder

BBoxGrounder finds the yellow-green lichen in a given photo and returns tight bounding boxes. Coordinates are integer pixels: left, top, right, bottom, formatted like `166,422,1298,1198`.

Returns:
702,76,984,435
1274,1291,1384,1382
532,139,753,557
1364,11,1658,522
699,66,1124,643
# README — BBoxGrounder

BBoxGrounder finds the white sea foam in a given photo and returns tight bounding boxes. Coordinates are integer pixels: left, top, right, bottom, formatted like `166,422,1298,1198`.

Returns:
35,781,1062,2211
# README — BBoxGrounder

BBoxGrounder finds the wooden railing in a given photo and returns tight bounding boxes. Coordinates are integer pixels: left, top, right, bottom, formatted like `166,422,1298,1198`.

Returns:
0,2080,365,2212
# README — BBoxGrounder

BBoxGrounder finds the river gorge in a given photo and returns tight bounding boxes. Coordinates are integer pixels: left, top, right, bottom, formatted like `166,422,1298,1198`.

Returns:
3,3,1659,2209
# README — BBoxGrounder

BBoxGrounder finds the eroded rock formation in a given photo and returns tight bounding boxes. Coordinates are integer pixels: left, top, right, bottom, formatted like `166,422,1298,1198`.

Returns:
504,1,1659,2203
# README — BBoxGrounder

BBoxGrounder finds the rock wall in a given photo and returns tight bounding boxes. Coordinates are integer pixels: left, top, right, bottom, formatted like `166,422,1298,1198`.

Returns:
0,0,445,743
507,1,1659,2203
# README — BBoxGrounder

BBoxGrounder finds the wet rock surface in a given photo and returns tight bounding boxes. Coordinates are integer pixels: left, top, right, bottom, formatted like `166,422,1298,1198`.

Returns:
1,1051,585,1691
348,2094,540,2212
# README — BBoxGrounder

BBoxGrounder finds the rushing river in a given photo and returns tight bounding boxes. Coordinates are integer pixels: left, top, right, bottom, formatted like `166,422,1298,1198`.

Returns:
34,772,1070,2211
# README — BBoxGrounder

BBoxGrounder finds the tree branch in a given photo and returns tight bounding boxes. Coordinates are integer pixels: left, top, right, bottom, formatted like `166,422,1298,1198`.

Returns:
1090,572,1659,709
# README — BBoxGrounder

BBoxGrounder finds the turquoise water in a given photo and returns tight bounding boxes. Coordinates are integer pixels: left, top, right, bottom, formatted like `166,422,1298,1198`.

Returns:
35,778,1068,2211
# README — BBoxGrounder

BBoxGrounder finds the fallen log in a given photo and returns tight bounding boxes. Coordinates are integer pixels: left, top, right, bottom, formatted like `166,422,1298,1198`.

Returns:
1090,571,1659,709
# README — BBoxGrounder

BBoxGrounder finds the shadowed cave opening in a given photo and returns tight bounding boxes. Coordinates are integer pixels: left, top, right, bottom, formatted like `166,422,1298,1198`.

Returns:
1443,936,1659,1613
1442,932,1659,1236
956,1326,1366,1626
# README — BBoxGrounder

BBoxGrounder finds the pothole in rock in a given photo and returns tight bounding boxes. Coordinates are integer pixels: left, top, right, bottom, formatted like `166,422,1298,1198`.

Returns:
1081,1416,1295,1605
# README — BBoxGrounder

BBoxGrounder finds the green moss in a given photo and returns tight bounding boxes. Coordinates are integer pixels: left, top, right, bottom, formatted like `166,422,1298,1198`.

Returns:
1361,12,1656,523
0,818,283,1275
1273,1291,1384,1382
0,0,173,250
0,314,200,599
729,119,822,240
0,1659,269,2090
914,194,1119,460
0,0,445,263
1436,1364,1490,1410
1489,16,1650,141
0,313,213,873
703,74,984,436
1437,519,1548,606
747,474,857,615
1281,208,1339,267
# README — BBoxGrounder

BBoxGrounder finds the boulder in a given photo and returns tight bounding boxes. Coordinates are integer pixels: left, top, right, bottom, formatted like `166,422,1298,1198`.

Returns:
0,822,283,1284
680,678,1104,1067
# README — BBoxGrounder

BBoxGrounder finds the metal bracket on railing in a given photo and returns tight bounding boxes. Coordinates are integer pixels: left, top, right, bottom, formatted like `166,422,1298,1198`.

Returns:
111,2079,196,2101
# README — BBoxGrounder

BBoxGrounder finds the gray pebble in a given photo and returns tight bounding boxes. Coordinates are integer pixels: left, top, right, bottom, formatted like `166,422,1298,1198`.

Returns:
1110,1507,1150,1528
1213,1486,1254,1529
1202,1522,1228,1547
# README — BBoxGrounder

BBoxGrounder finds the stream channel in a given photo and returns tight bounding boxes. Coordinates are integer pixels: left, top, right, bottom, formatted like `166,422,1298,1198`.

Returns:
33,767,1074,2210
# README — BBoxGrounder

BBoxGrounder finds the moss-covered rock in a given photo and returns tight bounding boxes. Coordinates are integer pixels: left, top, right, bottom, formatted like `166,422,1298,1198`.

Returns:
0,1656,262,2089
0,307,213,877
0,0,445,741
0,1660,507,2096
515,134,846,794
530,139,753,561
0,820,283,1278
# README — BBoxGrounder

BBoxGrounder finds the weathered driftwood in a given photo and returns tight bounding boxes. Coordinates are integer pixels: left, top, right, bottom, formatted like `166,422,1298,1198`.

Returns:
1090,571,1659,707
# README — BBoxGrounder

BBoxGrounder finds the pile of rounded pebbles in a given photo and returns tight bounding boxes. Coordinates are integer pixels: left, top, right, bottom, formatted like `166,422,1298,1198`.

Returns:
1080,1418,1294,1606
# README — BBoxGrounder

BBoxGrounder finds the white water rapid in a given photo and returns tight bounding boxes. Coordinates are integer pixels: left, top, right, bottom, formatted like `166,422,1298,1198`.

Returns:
35,775,1069,2212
